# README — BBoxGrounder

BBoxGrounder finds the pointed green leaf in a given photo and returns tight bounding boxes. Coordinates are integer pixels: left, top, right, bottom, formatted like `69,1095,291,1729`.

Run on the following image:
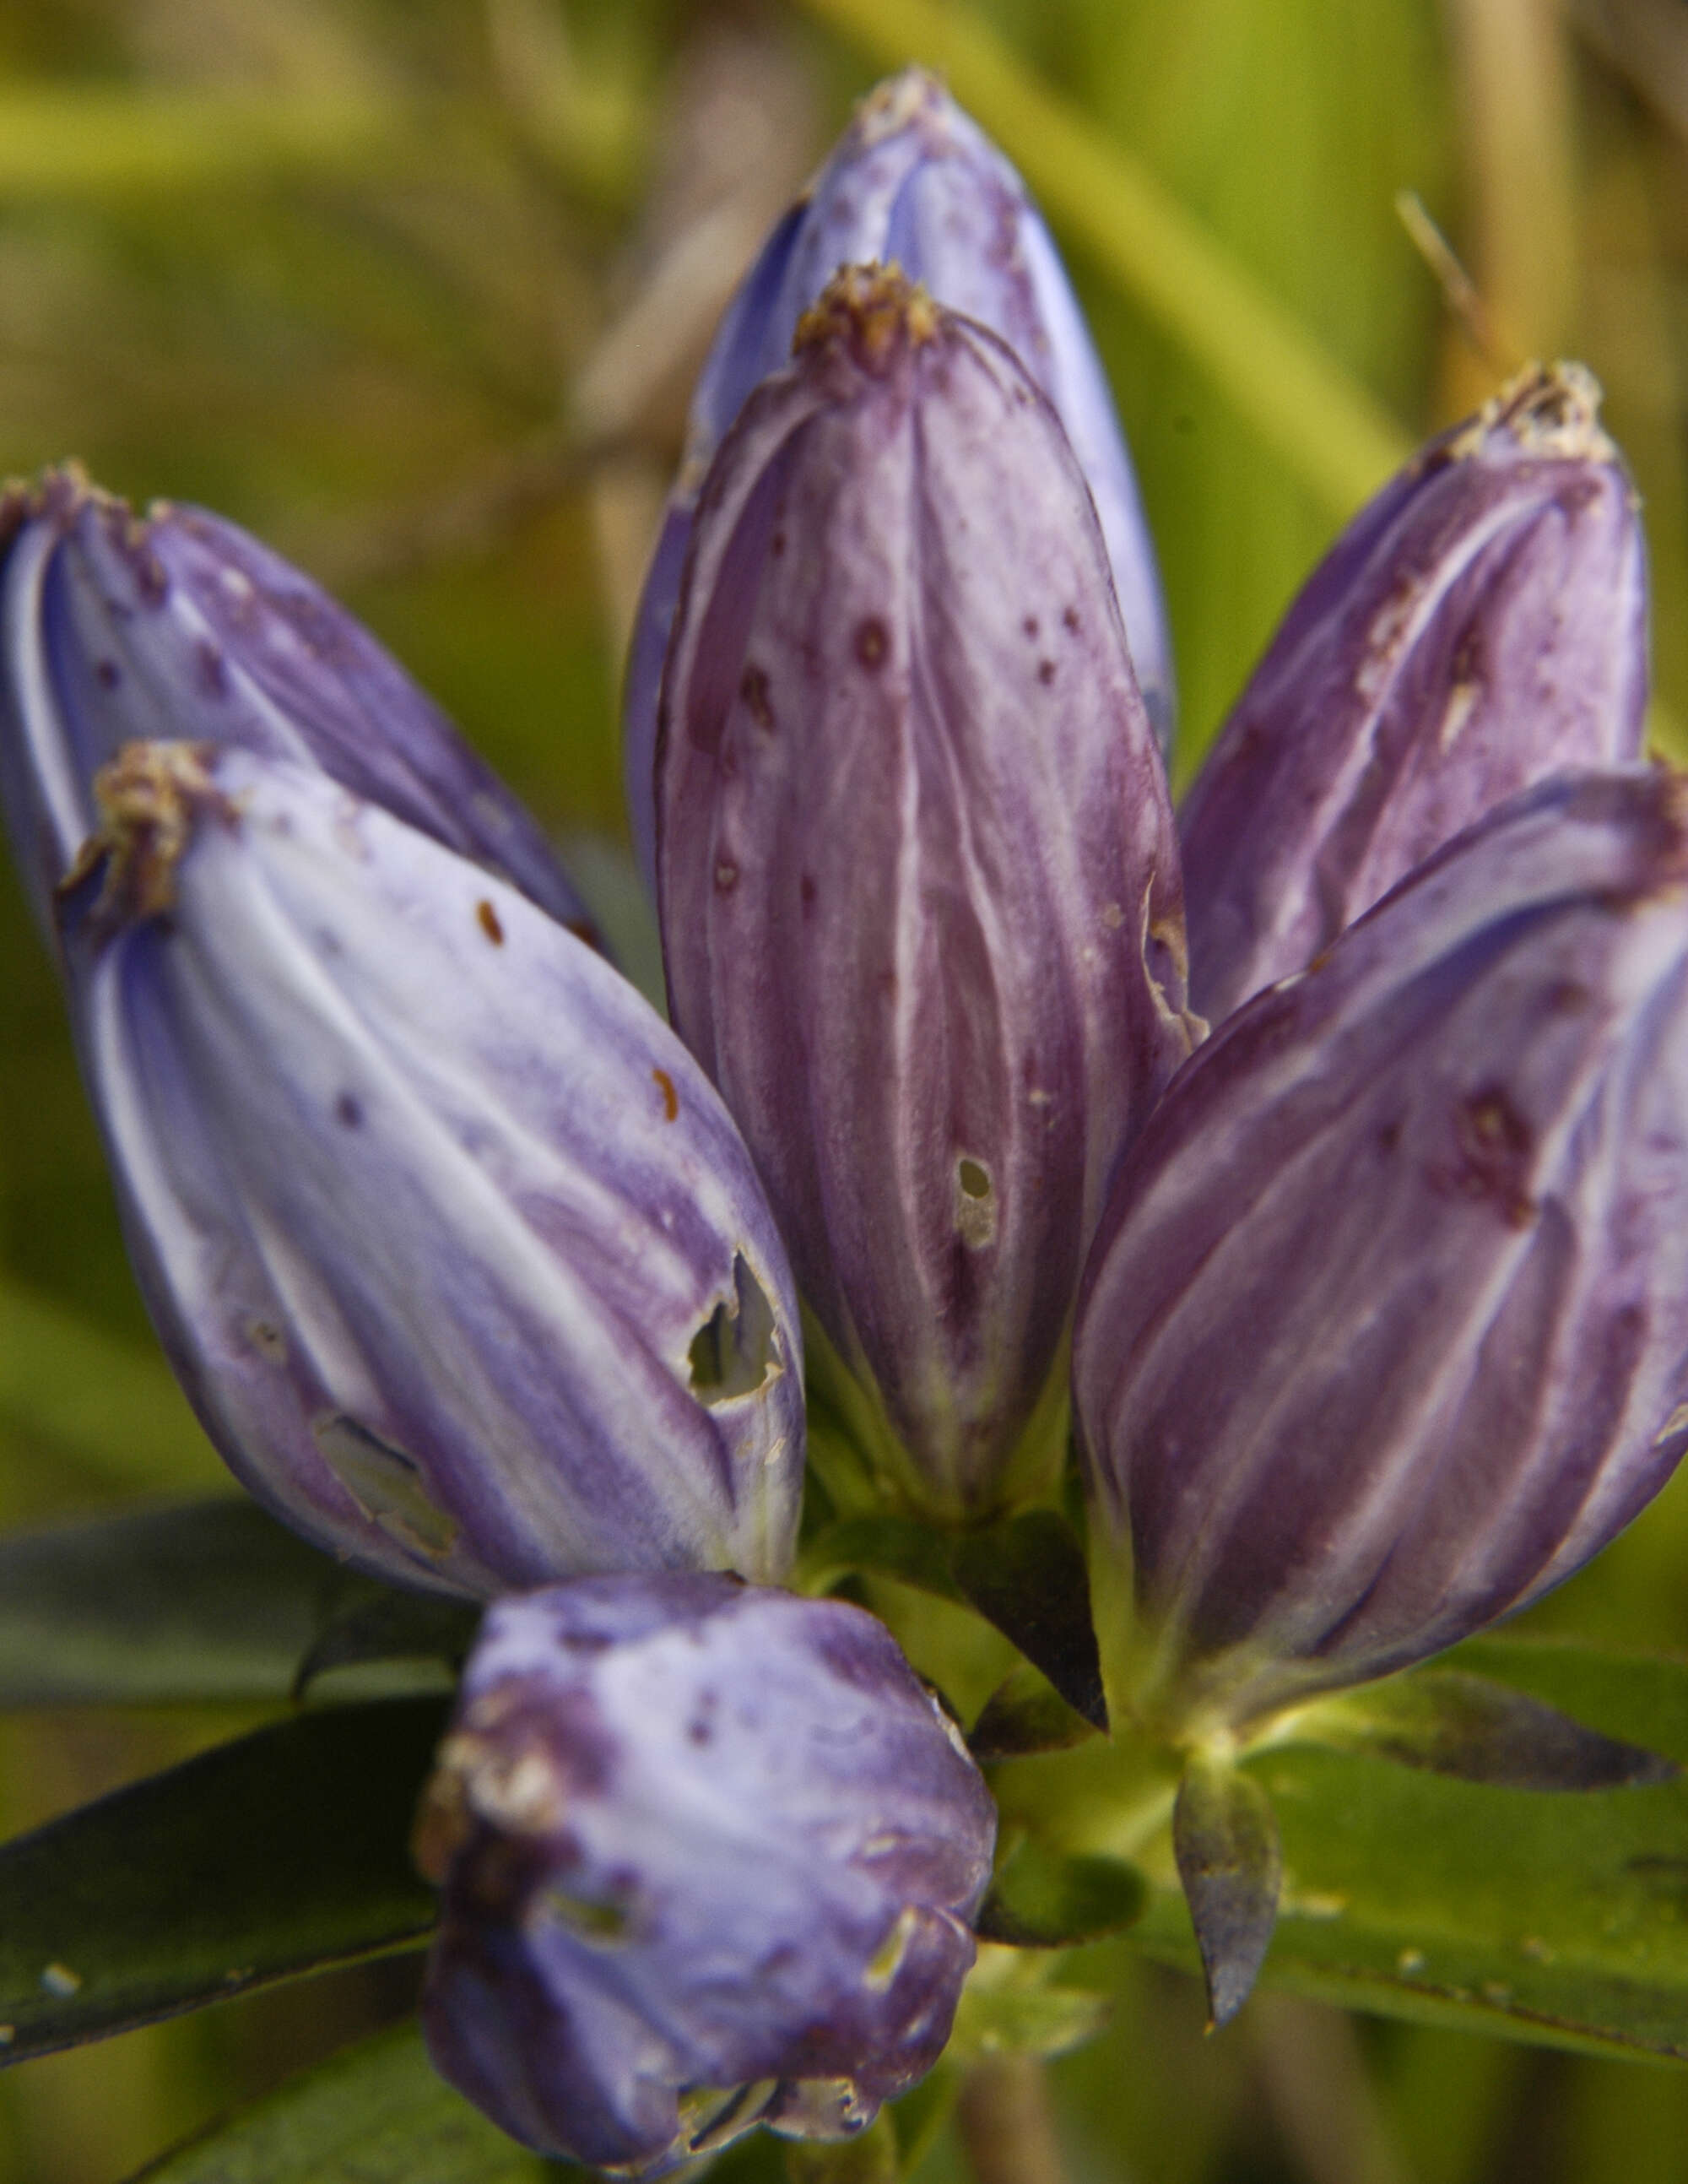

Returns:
1004,1640,1688,2060
132,2019,549,2183
1292,1670,1676,1791
948,1513,1106,1731
0,1500,471,1708
796,1516,966,1605
0,1699,443,2060
1172,1753,1282,2029
974,1838,1145,1950
969,1664,1100,1764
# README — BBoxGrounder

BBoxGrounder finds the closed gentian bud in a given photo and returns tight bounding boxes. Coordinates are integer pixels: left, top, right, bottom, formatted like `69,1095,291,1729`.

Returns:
624,67,1172,890
53,742,803,1595
417,1574,996,2176
1180,363,1648,1026
0,465,598,944
1075,768,1688,1741
658,265,1198,1521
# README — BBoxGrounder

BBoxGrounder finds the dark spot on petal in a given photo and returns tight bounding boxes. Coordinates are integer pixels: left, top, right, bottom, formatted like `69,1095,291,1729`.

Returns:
1037,659,1057,686
740,663,774,729
1022,615,1040,639
854,617,890,671
194,640,229,699
771,528,787,558
1063,605,1081,634
335,1092,363,1129
1434,1082,1535,1227
652,1065,679,1122
95,658,120,690
800,874,816,913
476,898,505,945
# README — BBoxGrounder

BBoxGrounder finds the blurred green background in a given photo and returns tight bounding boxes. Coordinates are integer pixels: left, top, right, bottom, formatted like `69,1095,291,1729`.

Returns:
3,0,1688,2178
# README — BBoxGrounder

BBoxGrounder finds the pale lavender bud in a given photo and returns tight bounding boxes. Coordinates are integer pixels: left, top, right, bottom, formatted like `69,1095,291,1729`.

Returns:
1180,364,1648,1025
1076,768,1688,1738
658,267,1197,1521
53,742,803,1595
417,1574,995,2176
624,67,1172,889
0,466,598,944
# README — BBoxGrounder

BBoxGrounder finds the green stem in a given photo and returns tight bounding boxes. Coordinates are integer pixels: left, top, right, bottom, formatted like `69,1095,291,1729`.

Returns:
787,0,1413,517
955,2055,1069,2184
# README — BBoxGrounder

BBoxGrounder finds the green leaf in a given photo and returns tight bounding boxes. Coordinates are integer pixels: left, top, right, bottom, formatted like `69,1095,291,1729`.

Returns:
969,1663,1100,1763
948,1513,1106,1731
796,1515,966,1606
1292,1669,1677,1791
975,1838,1145,1949
0,1699,443,2060
946,1944,1113,2065
0,1498,473,1708
132,2019,551,2183
1004,1639,1688,2060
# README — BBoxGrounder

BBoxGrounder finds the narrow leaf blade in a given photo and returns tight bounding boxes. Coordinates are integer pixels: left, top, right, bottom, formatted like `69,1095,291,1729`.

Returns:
1293,1669,1677,1790
969,1664,1100,1763
0,1699,443,2059
132,2019,547,2183
974,1840,1145,1949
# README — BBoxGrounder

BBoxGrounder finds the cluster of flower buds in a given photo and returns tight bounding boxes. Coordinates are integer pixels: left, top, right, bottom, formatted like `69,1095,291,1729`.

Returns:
622,64,1173,894
5,56,1688,2174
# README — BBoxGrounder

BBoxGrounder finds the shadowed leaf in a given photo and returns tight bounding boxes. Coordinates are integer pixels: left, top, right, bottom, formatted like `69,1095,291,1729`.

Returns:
975,1839,1145,1948
969,1663,1100,1763
0,1699,443,2061
949,1512,1106,1731
1292,1670,1677,1790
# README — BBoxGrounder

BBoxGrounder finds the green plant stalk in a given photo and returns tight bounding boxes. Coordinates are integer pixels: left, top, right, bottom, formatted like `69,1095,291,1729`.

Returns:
787,0,1413,517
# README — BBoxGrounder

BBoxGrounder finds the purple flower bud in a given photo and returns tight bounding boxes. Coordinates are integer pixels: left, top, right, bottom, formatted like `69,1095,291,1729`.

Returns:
658,267,1197,1520
0,465,598,945
418,1574,995,2176
1180,364,1648,1026
624,68,1173,890
1075,768,1688,1737
53,742,803,1595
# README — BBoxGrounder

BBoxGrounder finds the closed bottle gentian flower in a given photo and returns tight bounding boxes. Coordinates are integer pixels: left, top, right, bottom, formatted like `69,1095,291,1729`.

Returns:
1076,768,1688,1741
624,67,1172,890
50,741,803,1595
1179,363,1648,1025
0,464,598,945
658,265,1197,1522
416,1573,996,2176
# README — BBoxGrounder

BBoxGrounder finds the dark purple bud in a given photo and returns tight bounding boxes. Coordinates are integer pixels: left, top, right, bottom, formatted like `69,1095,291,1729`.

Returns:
1180,364,1648,1025
418,1575,995,2176
1076,768,1688,1737
658,266,1197,1521
624,67,1172,890
0,465,598,945
53,743,803,1596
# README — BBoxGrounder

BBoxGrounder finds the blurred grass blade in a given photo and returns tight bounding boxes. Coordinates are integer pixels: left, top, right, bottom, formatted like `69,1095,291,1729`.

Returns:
789,0,1413,514
0,1277,222,1492
0,88,405,198
0,1498,472,1708
0,1699,443,2062
132,2019,548,2183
